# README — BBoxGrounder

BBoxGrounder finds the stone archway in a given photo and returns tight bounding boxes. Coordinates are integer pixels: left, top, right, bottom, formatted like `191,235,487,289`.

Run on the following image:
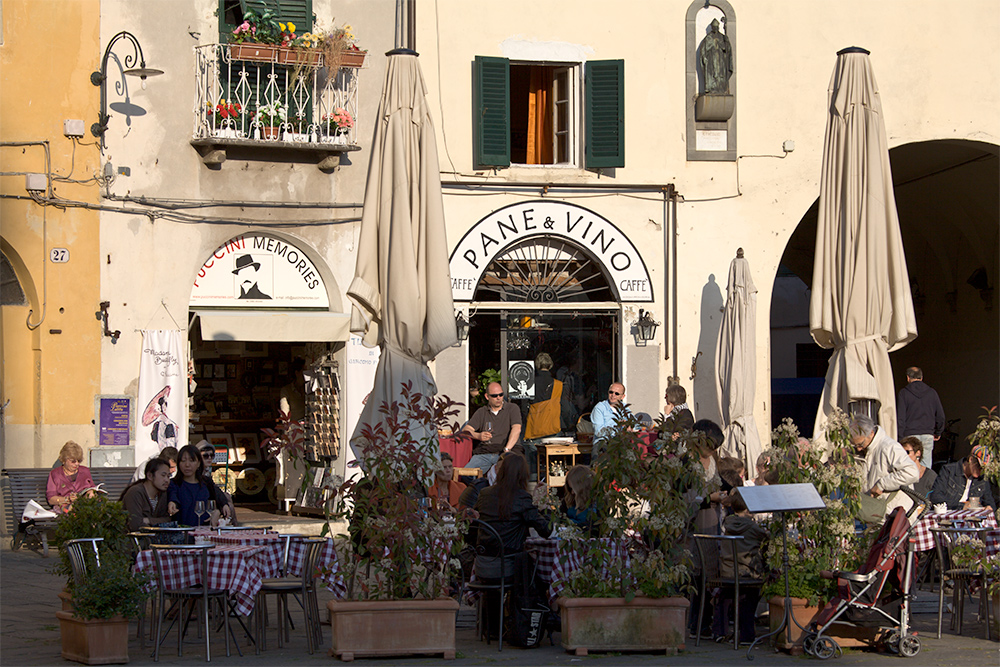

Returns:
770,139,999,448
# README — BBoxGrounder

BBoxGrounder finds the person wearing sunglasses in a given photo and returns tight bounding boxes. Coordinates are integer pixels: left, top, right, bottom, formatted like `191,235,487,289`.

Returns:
462,382,523,473
590,382,632,458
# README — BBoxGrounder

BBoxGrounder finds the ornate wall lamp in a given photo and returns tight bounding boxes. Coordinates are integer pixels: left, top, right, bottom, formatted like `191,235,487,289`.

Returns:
90,31,163,148
454,312,471,346
633,308,660,346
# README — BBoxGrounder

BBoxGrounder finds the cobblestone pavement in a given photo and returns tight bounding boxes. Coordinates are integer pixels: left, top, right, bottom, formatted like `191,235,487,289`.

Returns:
2,538,997,666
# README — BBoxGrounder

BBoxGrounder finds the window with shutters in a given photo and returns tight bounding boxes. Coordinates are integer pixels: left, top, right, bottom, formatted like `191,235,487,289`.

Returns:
474,57,623,170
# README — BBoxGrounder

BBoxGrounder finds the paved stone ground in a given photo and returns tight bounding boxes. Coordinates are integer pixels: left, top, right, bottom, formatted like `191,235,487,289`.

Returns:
3,510,997,666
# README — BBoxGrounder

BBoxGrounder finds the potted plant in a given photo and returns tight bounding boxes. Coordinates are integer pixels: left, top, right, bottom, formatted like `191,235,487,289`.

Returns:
761,411,866,650
313,23,367,70
326,382,467,661
551,411,704,656
51,495,148,664
228,7,281,61
320,108,353,144
254,101,287,140
206,100,244,138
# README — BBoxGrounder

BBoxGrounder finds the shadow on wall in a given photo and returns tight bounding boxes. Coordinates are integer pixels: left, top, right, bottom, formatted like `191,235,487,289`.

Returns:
693,274,723,425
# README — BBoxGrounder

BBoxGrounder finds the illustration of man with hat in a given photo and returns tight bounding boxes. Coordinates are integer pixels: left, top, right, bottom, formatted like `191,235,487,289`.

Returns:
233,254,271,299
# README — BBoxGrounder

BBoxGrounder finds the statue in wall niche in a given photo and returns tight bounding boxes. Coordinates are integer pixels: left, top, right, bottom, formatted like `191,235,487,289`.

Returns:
700,18,733,95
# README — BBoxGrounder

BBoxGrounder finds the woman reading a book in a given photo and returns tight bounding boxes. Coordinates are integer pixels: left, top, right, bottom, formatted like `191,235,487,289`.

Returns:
47,441,97,514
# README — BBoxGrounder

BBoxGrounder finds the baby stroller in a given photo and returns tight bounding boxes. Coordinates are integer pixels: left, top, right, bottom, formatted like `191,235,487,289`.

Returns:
804,488,927,660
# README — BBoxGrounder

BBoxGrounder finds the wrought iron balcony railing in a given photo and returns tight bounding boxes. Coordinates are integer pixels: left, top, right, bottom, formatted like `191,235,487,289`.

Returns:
193,43,363,148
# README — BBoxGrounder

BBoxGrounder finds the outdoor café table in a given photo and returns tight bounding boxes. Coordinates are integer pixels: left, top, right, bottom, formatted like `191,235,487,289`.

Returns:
135,544,266,617
911,507,1000,556
207,532,349,598
549,536,632,601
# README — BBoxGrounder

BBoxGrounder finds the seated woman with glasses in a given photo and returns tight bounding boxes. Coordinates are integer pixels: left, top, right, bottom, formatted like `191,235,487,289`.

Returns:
900,436,937,499
472,453,551,580
47,441,97,514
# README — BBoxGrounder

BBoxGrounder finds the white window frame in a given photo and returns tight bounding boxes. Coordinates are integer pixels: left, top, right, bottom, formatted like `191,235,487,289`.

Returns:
510,61,581,168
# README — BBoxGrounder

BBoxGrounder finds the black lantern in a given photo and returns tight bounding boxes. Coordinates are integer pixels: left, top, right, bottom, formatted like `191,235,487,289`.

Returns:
90,31,163,148
455,312,470,344
635,309,659,345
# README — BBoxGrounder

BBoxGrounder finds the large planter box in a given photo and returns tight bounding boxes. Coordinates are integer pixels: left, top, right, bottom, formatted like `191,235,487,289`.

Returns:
768,596,879,653
229,43,279,62
327,598,458,662
558,596,688,656
56,611,129,665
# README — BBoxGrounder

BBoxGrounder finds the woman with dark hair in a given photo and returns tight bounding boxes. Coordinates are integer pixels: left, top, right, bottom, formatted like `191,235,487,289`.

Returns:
166,444,229,526
472,453,551,579
121,458,173,531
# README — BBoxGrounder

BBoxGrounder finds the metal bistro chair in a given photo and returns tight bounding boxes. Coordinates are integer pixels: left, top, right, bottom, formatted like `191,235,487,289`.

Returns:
62,537,105,583
465,519,512,652
255,537,326,654
693,534,765,650
931,525,992,640
127,532,155,647
150,544,236,662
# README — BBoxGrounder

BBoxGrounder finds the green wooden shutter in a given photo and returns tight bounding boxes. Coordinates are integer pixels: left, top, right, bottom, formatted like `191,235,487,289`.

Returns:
585,59,625,169
219,0,312,41
474,56,511,169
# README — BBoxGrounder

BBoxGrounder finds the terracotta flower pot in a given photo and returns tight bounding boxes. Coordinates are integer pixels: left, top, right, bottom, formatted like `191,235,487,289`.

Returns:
768,596,879,653
327,598,458,661
261,126,281,141
558,596,689,656
339,51,366,68
279,47,322,66
230,43,278,62
56,610,129,665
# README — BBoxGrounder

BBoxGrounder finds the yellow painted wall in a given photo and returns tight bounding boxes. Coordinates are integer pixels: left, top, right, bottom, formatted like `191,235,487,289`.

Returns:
1,0,102,467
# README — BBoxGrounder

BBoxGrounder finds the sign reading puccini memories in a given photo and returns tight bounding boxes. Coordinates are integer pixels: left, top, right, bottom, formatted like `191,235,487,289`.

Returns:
190,233,330,308
449,200,654,302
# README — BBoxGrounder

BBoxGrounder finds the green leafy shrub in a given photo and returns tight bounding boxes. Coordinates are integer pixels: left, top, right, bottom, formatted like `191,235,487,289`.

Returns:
51,495,130,583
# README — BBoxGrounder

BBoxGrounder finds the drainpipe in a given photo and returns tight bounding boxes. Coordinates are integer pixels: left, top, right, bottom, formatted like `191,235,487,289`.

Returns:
664,185,680,384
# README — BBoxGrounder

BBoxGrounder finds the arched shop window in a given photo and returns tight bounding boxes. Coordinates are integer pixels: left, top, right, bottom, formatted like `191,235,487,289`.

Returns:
473,237,615,303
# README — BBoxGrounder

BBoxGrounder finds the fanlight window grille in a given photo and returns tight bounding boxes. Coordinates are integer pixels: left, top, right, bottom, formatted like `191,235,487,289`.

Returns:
473,238,614,302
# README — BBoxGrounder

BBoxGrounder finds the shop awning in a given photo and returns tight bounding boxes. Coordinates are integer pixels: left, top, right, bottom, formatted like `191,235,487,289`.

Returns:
195,310,351,342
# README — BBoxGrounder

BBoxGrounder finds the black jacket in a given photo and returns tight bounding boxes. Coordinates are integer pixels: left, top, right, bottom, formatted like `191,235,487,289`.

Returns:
896,381,945,438
473,486,551,555
929,460,995,510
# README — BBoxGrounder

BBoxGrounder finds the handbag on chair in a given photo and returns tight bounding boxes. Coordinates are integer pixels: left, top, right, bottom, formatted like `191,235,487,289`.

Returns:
525,380,562,440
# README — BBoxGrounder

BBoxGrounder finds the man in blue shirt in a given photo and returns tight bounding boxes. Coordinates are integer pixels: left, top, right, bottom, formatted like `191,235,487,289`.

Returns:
590,382,631,458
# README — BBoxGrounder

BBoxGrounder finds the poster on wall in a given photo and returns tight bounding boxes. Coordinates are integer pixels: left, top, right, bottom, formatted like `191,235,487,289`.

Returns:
189,233,330,308
507,360,535,400
344,334,380,483
136,330,187,465
94,395,133,446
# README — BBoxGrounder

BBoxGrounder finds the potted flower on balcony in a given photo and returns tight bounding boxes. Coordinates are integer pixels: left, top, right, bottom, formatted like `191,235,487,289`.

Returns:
254,101,287,140
205,100,244,138
320,108,353,144
325,382,468,661
313,23,367,70
551,412,705,656
228,7,281,61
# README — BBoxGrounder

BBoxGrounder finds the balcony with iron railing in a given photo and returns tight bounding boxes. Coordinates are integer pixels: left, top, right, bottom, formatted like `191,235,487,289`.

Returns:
191,43,365,170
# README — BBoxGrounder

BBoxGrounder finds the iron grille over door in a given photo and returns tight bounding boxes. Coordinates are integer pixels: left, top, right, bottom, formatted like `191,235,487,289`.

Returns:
473,238,614,302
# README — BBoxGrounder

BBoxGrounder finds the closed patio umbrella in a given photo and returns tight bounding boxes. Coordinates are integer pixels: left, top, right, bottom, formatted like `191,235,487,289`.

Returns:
809,48,917,441
716,248,762,472
715,248,761,477
348,51,457,461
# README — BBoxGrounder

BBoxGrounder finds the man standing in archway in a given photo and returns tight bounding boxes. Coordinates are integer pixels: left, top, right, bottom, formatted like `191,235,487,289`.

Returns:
896,367,945,469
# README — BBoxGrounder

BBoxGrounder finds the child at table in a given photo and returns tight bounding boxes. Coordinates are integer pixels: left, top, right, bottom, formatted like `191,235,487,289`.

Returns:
713,490,768,645
167,444,229,527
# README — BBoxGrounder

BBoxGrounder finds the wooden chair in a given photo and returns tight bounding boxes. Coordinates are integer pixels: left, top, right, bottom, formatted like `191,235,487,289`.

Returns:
931,525,992,640
255,537,325,654
693,534,765,650
454,467,482,481
150,544,235,661
465,520,512,652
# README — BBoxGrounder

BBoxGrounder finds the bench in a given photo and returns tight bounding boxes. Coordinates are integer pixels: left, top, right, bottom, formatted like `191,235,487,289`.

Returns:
2,467,137,556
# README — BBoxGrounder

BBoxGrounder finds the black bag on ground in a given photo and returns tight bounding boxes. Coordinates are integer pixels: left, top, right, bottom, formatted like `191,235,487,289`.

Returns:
505,552,550,648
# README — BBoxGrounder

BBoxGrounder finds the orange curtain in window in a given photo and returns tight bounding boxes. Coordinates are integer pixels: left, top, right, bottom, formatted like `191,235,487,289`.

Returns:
526,67,553,164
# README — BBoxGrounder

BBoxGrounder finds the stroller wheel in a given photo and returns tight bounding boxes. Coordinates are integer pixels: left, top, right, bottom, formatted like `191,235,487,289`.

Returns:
884,629,900,653
802,633,817,655
813,636,838,660
898,636,920,658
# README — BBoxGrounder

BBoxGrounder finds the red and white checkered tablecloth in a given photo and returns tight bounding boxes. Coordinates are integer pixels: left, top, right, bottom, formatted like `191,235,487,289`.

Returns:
206,533,348,598
135,545,265,617
910,508,999,555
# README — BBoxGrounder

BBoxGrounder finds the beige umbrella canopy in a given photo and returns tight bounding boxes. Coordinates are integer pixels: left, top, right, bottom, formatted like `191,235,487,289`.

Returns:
810,48,917,441
348,52,457,460
716,248,762,472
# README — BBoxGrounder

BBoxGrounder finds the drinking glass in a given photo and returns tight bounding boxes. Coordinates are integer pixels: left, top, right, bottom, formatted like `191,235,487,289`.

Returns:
194,500,207,525
207,499,217,515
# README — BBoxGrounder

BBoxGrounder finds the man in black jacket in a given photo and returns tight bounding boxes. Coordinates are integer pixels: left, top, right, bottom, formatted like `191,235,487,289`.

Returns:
929,454,995,512
896,367,945,469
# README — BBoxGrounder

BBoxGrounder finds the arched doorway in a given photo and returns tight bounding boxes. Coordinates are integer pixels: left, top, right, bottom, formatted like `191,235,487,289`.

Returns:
770,139,999,457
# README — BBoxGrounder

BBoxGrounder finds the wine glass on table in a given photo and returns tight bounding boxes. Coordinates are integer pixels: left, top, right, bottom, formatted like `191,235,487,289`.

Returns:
207,499,217,526
194,500,207,526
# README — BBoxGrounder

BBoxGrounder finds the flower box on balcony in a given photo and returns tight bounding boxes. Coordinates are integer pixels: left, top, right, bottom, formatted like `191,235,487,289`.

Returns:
230,43,279,62
279,47,322,66
339,51,366,68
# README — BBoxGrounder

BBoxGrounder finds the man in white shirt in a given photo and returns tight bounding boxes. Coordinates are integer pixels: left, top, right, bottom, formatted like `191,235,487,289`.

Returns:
849,413,919,517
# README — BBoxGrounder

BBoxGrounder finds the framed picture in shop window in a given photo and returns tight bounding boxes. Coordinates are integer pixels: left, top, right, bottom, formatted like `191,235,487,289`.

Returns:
207,433,233,453
233,433,261,464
